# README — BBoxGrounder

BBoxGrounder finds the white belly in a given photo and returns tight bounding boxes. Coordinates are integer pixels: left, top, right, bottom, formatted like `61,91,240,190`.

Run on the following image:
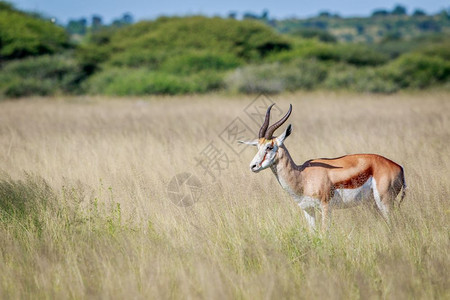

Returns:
331,176,374,209
297,195,321,210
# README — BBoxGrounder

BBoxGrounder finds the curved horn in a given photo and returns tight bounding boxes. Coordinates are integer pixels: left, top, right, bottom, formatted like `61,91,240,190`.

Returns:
259,103,275,138
265,104,292,139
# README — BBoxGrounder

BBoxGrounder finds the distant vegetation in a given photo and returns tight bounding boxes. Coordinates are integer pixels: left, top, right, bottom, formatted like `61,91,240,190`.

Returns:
0,1,449,98
78,16,290,95
273,5,450,43
0,2,69,59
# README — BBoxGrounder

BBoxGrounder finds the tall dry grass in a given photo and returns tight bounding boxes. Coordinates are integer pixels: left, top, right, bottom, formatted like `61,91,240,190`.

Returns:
0,92,449,299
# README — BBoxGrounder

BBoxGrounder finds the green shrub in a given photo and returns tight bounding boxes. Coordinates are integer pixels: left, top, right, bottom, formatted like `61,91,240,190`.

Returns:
1,78,55,97
324,65,400,93
74,28,123,74
108,49,166,69
283,59,328,90
266,39,324,62
0,54,84,98
375,34,450,59
84,68,224,95
0,3,69,59
417,41,450,60
288,28,337,43
323,54,450,93
225,59,327,94
384,53,450,88
268,41,388,66
160,52,242,74
305,43,388,66
324,53,450,93
225,64,284,94
75,44,111,75
322,64,357,90
79,16,290,71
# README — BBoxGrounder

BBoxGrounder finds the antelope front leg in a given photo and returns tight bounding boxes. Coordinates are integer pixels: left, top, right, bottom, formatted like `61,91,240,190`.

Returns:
302,207,316,231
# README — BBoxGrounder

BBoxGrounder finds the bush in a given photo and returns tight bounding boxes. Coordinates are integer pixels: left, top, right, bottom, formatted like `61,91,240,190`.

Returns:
79,16,290,71
375,34,450,59
266,39,324,62
84,68,224,95
1,78,55,97
0,54,84,98
160,52,242,74
107,49,165,69
323,53,450,93
288,28,337,43
268,41,388,66
225,59,327,94
384,53,450,88
418,41,450,60
225,64,284,94
305,43,388,66
75,42,113,76
326,67,399,93
0,3,69,59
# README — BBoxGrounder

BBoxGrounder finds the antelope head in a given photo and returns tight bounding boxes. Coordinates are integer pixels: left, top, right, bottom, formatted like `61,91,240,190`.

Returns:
239,104,292,173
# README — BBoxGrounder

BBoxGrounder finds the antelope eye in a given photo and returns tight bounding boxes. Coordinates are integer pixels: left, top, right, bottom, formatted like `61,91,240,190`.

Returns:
266,145,274,151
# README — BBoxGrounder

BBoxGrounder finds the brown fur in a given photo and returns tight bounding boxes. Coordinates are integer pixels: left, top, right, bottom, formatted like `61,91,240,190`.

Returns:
270,144,405,229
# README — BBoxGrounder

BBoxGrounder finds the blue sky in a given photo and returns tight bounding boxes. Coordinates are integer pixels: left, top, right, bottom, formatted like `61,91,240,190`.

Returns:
9,0,450,24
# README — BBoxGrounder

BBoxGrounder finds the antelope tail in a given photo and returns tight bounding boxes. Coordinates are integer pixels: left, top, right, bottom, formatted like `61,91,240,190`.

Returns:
399,166,407,206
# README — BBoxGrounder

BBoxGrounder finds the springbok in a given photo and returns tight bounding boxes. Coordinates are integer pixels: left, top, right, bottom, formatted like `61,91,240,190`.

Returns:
240,104,406,231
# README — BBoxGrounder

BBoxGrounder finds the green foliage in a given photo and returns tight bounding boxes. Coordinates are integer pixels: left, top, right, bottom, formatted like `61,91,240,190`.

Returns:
74,27,119,74
375,33,450,59
107,49,165,69
73,16,290,95
266,39,324,62
269,41,388,66
324,50,450,92
66,18,87,35
324,66,400,93
0,1,14,11
160,52,242,74
304,43,388,66
84,68,224,95
391,5,407,16
225,59,327,93
0,78,55,98
75,44,111,75
274,12,450,44
418,41,450,60
0,54,84,97
288,28,337,43
383,53,450,88
90,16,290,68
0,2,69,59
0,9,449,97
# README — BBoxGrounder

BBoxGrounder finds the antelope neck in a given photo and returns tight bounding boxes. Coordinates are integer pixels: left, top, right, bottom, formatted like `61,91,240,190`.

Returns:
270,146,301,190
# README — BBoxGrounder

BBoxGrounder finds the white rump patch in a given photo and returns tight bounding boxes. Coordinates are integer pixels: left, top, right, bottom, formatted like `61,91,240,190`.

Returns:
331,176,374,209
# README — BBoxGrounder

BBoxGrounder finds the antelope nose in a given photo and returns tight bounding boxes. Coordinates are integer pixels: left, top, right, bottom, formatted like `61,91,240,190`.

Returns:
250,164,258,171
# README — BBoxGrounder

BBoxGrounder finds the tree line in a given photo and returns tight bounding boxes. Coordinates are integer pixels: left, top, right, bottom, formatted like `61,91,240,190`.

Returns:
0,1,449,98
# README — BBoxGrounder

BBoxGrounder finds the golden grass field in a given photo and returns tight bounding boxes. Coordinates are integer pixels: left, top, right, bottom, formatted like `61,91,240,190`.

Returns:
0,92,449,299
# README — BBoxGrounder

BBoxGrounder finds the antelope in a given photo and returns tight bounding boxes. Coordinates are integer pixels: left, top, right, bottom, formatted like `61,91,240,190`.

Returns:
240,104,406,231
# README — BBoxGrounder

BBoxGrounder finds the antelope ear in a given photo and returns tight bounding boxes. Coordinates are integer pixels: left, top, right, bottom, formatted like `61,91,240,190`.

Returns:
238,139,258,146
276,124,292,146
